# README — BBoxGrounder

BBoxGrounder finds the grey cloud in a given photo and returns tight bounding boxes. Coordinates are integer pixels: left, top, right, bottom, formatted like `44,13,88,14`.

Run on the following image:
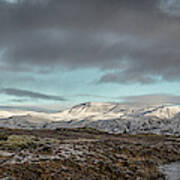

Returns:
0,0,180,83
0,105,58,112
159,0,180,17
68,94,117,100
99,70,157,84
122,94,180,105
1,88,66,101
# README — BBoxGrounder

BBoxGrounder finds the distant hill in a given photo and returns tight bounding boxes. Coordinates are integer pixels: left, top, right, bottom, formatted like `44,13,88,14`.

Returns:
0,102,180,135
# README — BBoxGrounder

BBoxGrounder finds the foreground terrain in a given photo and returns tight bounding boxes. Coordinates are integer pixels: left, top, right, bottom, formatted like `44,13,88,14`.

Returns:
0,128,180,179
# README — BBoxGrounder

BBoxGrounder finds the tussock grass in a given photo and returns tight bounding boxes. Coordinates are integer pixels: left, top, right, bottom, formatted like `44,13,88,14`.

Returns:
0,135,35,149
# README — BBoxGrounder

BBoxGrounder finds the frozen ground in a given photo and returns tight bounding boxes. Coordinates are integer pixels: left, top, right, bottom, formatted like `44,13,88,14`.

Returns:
160,163,180,180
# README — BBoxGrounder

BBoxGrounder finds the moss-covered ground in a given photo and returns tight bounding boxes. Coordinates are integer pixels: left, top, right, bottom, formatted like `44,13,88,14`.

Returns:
0,127,180,179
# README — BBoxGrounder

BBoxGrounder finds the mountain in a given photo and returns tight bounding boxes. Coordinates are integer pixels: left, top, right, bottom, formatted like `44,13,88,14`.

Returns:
0,102,180,135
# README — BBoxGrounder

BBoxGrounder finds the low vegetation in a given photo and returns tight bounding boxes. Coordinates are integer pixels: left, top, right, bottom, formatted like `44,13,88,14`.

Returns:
0,127,179,179
0,135,36,150
0,132,8,141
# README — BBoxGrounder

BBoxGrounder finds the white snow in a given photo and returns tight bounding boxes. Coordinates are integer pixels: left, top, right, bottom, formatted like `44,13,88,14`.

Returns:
0,102,180,134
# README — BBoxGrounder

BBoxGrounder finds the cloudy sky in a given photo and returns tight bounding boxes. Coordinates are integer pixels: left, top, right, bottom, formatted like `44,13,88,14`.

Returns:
0,0,180,110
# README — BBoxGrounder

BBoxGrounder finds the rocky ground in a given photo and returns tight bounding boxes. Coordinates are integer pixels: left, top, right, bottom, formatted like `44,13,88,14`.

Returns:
0,127,180,180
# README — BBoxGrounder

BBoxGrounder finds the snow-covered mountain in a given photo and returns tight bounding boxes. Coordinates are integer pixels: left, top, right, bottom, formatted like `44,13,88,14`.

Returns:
49,102,180,122
0,102,180,134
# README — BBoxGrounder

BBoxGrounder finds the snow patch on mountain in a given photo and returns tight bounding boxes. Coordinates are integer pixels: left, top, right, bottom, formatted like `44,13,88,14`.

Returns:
0,102,180,134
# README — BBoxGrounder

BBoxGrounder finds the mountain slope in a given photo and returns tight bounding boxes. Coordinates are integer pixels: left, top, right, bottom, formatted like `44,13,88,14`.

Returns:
0,102,180,134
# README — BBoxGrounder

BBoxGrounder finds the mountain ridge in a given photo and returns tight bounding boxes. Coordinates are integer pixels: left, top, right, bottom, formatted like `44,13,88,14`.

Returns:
0,102,180,134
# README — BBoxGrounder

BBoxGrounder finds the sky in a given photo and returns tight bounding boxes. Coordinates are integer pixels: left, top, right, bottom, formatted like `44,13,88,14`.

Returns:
0,0,180,111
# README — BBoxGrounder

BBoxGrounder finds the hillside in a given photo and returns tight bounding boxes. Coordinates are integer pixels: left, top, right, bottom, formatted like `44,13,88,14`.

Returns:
0,103,180,135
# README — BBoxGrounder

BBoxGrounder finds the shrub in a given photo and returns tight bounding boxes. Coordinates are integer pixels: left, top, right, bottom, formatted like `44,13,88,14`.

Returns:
2,135,35,149
0,132,8,141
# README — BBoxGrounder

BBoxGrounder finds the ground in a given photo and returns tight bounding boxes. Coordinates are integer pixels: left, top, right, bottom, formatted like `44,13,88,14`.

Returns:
0,127,180,180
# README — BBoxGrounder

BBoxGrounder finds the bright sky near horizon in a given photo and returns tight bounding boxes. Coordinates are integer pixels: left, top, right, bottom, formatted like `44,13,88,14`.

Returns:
0,0,180,111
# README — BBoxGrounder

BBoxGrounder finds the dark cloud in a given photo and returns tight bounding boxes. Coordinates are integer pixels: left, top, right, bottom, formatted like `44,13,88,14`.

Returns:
0,0,180,83
122,94,180,105
1,88,66,101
